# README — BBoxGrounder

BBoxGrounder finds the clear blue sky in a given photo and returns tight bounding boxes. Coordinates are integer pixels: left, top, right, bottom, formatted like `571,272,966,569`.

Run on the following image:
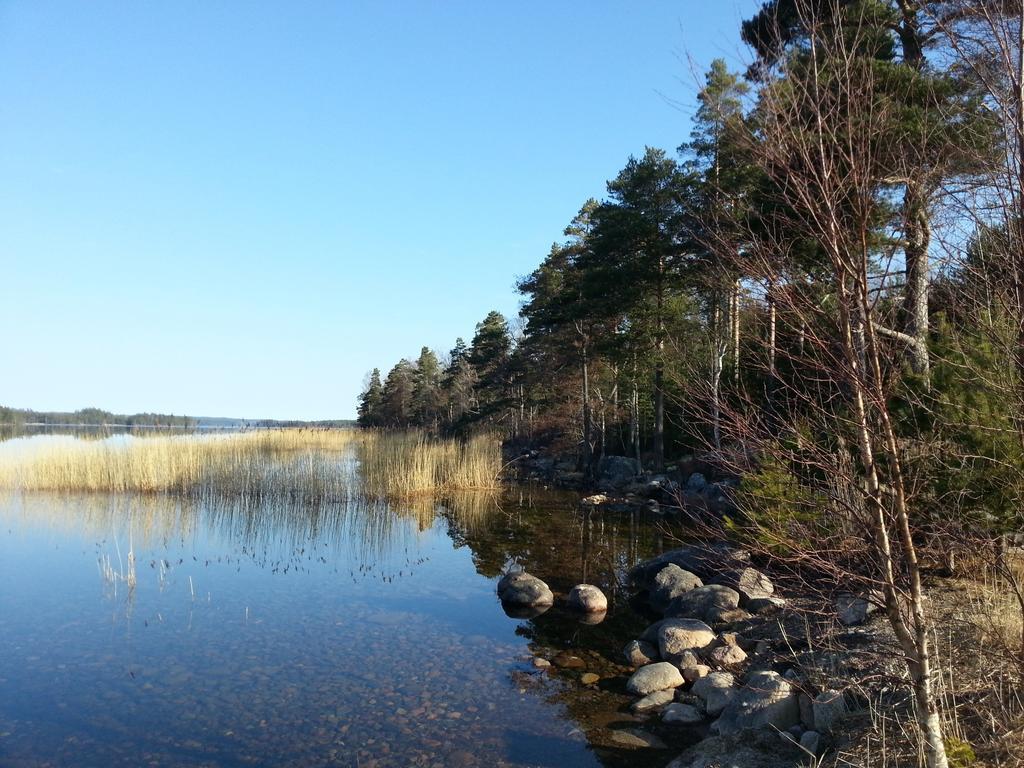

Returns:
1,1,759,420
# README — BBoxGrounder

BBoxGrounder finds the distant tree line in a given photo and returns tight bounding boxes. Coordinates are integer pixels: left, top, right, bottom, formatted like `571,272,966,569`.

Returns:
0,406,197,427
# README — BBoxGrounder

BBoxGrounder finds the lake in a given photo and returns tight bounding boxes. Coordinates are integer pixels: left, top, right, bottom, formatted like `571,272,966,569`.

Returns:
0,433,689,767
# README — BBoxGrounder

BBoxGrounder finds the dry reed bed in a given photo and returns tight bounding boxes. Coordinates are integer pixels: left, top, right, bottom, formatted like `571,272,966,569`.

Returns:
0,429,502,501
356,432,502,497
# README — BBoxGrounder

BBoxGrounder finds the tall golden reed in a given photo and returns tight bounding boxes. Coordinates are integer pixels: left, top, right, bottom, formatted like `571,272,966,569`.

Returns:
356,431,502,498
0,429,502,500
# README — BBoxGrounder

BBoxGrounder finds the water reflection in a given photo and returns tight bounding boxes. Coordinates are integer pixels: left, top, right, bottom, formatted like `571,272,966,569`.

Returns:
0,443,682,767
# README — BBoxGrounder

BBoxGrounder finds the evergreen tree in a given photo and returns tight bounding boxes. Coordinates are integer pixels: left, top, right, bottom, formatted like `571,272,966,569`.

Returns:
412,347,443,429
467,311,512,425
381,360,415,428
357,368,385,428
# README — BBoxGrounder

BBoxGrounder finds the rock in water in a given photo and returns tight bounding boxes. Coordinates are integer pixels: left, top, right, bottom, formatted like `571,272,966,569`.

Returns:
497,571,554,607
657,618,717,661
631,689,675,713
715,671,801,736
624,639,660,667
567,584,608,613
626,662,685,696
609,729,668,750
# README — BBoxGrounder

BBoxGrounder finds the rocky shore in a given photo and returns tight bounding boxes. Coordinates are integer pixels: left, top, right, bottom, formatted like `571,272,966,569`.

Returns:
496,475,888,768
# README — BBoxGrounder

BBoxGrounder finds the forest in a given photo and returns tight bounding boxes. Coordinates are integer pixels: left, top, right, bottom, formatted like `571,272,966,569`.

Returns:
356,3,1024,765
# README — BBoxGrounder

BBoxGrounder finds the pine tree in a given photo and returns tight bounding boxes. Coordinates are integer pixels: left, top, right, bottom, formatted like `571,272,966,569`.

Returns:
356,368,384,428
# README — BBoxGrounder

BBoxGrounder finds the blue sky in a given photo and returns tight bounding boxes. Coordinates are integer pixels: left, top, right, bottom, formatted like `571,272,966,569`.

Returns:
0,1,759,420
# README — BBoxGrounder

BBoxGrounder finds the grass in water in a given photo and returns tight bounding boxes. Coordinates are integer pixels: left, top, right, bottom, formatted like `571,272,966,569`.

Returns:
356,431,502,498
0,429,501,500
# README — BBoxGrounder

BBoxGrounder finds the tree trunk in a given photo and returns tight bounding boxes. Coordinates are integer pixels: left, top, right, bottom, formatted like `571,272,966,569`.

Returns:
711,295,727,451
732,279,741,386
768,282,777,378
838,259,948,768
581,336,594,480
903,182,931,382
631,357,642,470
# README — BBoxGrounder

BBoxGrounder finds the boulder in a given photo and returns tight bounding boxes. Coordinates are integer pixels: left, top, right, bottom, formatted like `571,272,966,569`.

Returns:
692,672,736,716
650,564,704,613
658,618,717,661
497,571,554,607
632,689,676,713
674,649,702,670
800,730,822,757
581,494,609,506
685,472,708,492
715,671,801,736
597,455,641,485
712,567,774,604
748,596,787,614
640,619,669,645
683,664,711,683
626,662,685,696
799,693,815,730
567,584,608,613
812,690,848,734
629,544,751,591
667,730,804,768
665,585,741,624
663,703,705,725
609,729,668,750
708,644,748,667
836,594,879,626
624,639,660,667
577,609,607,625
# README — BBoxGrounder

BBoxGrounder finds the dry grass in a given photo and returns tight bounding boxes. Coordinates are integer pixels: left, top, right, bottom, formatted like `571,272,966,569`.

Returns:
0,428,502,501
356,431,502,497
0,429,361,499
816,558,1024,768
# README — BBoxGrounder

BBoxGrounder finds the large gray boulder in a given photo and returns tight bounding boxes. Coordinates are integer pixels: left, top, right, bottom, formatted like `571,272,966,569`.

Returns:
666,729,803,768
711,567,774,604
665,585,741,624
715,671,801,736
497,571,554,607
658,618,717,661
567,583,607,613
813,689,848,733
626,662,685,695
692,672,736,715
836,594,879,626
630,544,751,592
650,564,704,613
597,455,640,485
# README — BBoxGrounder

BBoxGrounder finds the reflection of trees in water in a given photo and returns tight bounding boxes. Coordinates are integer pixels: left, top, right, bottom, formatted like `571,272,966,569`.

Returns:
441,491,690,768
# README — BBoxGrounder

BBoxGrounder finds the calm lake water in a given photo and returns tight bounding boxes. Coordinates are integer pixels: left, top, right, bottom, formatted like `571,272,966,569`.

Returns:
0,433,687,768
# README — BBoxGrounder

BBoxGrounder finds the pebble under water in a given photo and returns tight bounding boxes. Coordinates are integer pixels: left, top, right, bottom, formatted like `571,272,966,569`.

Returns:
0,474,683,767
